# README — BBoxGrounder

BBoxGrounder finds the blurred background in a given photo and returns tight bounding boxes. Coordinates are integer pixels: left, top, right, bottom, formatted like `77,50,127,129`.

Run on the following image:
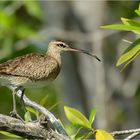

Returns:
0,1,140,138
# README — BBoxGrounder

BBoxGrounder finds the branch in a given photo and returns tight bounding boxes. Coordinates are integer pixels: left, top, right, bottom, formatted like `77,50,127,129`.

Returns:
16,89,69,138
124,132,140,140
0,114,69,139
111,128,140,136
111,129,140,140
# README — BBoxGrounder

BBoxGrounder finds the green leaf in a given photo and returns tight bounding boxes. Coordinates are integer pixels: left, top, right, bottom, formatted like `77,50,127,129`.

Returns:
116,38,140,66
135,9,140,16
95,130,114,140
0,131,21,138
121,18,140,34
74,127,83,140
135,4,140,16
64,106,91,129
121,17,140,27
101,24,140,34
75,131,93,140
40,95,48,106
84,131,93,139
89,108,96,126
26,107,39,118
24,111,32,122
75,133,86,140
120,50,140,72
58,119,66,130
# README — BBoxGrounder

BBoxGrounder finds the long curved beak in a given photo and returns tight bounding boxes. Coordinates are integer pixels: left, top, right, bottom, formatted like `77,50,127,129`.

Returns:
67,47,101,62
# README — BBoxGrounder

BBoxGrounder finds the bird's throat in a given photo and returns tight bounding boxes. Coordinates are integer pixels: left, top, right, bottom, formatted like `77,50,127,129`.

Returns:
47,50,61,66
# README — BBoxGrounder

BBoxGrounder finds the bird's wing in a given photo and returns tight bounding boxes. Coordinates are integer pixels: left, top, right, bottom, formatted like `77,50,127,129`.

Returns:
0,53,60,80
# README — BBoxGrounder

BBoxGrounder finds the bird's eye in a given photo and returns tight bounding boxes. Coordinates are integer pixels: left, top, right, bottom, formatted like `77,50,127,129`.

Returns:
59,43,66,48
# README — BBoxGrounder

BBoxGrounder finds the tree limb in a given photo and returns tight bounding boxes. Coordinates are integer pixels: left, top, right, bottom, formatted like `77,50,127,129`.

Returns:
16,89,69,138
111,129,140,140
0,114,69,139
111,128,140,136
124,132,140,140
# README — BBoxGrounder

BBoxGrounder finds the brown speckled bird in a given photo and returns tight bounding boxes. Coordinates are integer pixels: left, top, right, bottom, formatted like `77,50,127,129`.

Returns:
0,40,100,118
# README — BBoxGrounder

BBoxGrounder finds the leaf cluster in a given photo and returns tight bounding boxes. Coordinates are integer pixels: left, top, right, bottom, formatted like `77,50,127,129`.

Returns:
101,4,140,71
64,106,114,140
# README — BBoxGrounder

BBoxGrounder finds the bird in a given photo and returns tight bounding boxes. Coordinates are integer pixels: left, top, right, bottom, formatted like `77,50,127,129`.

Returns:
0,40,100,119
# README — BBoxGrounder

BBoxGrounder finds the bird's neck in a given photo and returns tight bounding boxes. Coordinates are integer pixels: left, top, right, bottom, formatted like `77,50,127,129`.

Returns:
47,49,61,66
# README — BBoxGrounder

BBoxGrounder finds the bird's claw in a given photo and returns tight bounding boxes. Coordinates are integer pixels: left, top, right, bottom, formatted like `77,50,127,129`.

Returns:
10,111,24,122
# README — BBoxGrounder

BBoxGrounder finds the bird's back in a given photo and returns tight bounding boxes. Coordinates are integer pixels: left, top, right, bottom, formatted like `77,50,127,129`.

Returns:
0,53,60,87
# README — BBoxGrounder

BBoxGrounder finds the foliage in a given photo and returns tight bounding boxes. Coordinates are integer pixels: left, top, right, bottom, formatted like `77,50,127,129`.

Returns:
0,131,21,138
101,4,140,71
0,1,44,138
95,130,114,140
64,106,114,140
0,1,42,61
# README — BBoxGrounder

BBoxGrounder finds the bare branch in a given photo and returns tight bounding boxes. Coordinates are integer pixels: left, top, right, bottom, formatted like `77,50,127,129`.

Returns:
111,128,140,136
124,132,140,140
0,114,69,140
112,129,140,140
15,89,69,137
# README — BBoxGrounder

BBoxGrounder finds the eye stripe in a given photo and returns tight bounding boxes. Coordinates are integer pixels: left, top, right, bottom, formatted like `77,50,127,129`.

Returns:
59,44,66,48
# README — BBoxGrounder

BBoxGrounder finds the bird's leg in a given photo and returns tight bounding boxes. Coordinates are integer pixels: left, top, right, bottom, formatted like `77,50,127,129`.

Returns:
10,89,17,116
18,87,33,122
18,87,26,114
10,87,24,121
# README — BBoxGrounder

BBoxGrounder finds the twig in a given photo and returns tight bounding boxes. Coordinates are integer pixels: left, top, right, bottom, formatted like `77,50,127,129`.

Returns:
112,128,140,140
111,128,140,136
16,89,70,138
122,39,133,44
0,114,69,139
124,132,140,140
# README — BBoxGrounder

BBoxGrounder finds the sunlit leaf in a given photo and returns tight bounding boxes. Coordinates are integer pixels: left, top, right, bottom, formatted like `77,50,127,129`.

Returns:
95,130,114,140
135,9,140,16
0,131,21,138
101,24,140,34
120,50,140,72
135,4,140,16
64,106,91,129
121,18,140,34
89,108,96,126
121,17,140,27
116,38,140,66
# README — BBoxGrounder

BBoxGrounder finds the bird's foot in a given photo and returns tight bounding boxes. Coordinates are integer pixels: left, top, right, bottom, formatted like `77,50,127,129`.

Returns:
10,111,24,122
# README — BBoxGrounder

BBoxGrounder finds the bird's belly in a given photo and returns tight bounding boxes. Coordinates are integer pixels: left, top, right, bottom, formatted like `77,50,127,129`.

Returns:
0,75,51,88
23,79,51,88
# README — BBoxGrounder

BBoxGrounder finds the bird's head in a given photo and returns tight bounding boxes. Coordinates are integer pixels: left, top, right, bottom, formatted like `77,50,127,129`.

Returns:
48,41,70,53
47,40,101,62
